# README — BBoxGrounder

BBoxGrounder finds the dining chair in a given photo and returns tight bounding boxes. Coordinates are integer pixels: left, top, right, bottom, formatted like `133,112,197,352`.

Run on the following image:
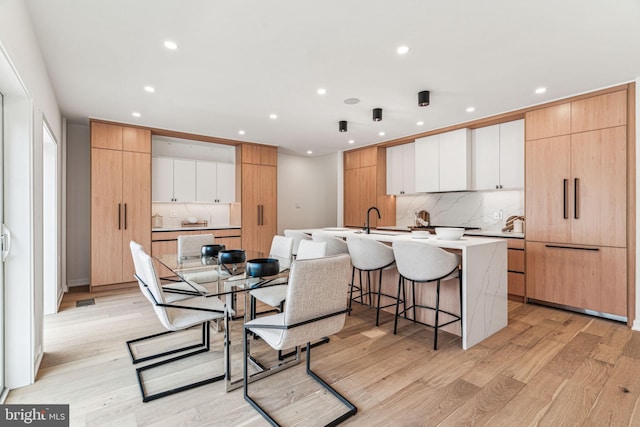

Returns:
177,233,215,259
392,241,462,350
283,229,312,258
243,254,357,426
126,244,227,402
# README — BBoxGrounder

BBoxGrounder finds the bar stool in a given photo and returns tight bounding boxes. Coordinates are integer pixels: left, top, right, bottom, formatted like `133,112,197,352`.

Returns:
311,231,349,255
346,236,398,326
392,241,462,350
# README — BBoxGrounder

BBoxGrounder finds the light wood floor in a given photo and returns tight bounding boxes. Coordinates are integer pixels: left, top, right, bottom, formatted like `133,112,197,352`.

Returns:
6,286,640,426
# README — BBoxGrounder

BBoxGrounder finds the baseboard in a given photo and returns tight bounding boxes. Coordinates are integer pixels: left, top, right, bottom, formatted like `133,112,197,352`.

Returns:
67,278,89,287
633,319,640,331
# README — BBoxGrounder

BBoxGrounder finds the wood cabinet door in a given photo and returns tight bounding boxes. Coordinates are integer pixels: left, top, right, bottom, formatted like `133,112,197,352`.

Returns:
571,90,627,133
259,165,277,254
91,122,122,150
344,166,376,227
525,103,571,140
525,135,571,243
91,148,123,287
526,242,626,317
122,126,151,153
122,151,151,283
570,126,626,247
152,157,174,202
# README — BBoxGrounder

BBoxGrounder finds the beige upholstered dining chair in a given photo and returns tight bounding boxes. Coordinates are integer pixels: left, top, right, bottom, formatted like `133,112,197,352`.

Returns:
127,242,227,402
177,233,215,259
243,254,357,426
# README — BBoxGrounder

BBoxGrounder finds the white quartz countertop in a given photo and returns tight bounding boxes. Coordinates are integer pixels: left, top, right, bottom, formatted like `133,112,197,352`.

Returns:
152,226,241,232
375,225,524,240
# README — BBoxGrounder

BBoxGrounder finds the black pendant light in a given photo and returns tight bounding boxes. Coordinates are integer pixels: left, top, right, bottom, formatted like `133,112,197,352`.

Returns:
418,91,430,107
339,120,347,132
372,108,383,121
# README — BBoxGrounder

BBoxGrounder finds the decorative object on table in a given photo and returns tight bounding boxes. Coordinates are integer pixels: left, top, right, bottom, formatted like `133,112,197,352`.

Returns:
152,213,163,228
411,230,430,239
414,210,430,228
218,249,246,275
180,219,209,227
186,216,199,224
434,227,465,241
201,244,225,258
513,219,524,233
502,215,525,232
246,258,280,278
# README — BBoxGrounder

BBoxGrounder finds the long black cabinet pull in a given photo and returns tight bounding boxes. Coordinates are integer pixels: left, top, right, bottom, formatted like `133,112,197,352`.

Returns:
257,205,261,226
124,203,128,230
563,179,568,219
118,203,122,230
545,244,599,252
574,178,579,219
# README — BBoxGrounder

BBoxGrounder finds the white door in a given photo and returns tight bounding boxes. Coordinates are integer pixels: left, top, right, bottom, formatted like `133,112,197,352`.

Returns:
0,90,5,395
43,122,59,314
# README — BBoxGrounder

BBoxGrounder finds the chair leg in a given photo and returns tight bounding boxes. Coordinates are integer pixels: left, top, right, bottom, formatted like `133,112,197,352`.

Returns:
375,269,383,326
393,275,403,334
412,281,417,323
434,280,441,350
348,267,356,315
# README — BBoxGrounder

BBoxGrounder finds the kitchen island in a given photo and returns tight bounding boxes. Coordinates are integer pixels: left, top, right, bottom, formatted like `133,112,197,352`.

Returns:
300,228,508,349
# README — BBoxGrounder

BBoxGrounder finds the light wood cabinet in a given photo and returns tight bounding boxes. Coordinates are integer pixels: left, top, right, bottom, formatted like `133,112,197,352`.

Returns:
472,119,524,190
241,144,277,254
524,89,628,318
415,128,471,192
507,238,525,302
343,147,395,228
91,122,151,290
386,143,416,195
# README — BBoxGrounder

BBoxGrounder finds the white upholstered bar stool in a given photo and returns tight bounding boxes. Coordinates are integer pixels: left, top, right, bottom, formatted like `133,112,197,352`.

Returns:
391,241,462,350
284,229,312,258
311,231,349,256
346,236,397,326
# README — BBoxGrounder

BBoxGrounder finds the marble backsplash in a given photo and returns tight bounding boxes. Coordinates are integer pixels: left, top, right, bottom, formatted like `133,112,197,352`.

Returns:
152,202,232,228
395,190,524,231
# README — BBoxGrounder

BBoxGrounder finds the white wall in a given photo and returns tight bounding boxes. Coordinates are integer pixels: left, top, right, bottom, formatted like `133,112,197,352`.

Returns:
277,152,338,233
0,0,63,388
65,123,90,286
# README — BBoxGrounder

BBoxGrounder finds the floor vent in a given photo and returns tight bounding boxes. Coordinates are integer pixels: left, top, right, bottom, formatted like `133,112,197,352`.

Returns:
76,298,95,307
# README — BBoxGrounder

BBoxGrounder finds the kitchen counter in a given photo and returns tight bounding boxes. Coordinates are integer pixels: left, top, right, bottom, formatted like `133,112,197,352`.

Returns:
300,228,508,349
152,225,241,232
376,225,524,239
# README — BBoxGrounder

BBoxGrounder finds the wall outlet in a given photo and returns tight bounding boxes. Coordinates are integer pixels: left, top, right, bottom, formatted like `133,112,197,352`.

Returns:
493,210,503,220
170,210,177,218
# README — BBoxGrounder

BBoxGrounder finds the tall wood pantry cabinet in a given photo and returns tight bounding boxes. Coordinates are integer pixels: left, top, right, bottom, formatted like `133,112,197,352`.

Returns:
240,144,277,254
524,89,629,318
91,122,151,290
343,147,395,228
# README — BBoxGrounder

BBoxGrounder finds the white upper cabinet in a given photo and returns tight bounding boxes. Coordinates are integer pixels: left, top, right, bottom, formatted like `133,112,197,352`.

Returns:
386,142,416,195
152,157,196,202
415,129,471,192
472,119,524,190
196,161,236,203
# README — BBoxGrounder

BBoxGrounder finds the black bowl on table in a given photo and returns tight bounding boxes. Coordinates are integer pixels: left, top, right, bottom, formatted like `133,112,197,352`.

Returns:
246,258,280,277
218,249,246,265
201,244,226,258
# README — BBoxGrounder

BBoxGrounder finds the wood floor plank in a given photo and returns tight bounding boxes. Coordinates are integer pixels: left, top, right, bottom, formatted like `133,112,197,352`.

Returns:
542,332,602,378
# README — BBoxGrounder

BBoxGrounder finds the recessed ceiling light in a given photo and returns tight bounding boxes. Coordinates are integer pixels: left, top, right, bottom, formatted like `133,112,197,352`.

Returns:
417,121,424,126
344,98,360,105
269,113,278,119
238,130,245,135
307,150,313,155
144,86,155,93
466,107,475,113
396,45,410,55
164,40,178,50
317,88,327,95
535,87,547,94
378,131,385,136
348,140,355,144
132,112,141,118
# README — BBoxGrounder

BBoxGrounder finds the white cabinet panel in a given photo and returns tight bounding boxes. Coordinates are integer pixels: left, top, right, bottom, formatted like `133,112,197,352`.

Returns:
173,159,196,202
415,130,470,192
472,119,524,190
386,143,415,195
152,157,174,202
216,162,236,203
196,161,217,202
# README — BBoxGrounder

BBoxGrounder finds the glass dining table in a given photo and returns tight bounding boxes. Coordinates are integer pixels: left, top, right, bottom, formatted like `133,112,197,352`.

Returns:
154,251,294,392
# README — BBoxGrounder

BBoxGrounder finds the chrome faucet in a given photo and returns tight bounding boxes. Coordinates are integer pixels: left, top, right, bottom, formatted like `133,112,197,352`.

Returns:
365,206,381,234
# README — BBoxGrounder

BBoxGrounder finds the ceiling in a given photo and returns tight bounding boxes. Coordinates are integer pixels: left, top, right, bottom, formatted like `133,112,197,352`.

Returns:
26,0,640,157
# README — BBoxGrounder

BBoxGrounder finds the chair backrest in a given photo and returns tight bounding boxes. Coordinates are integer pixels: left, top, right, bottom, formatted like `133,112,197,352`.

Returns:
177,234,215,259
311,231,348,256
130,240,155,303
135,249,179,331
269,235,294,259
278,254,351,349
392,241,460,282
346,236,394,270
284,229,312,256
295,240,327,260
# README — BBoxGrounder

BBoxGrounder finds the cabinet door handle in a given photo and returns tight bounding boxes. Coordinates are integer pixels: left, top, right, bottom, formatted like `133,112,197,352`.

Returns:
118,203,122,230
563,179,568,219
260,205,264,225
545,244,599,252
257,205,261,226
124,203,128,230
574,178,579,219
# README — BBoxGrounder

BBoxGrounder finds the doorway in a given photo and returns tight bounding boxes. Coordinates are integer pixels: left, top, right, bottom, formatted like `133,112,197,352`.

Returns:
0,90,5,398
43,122,59,314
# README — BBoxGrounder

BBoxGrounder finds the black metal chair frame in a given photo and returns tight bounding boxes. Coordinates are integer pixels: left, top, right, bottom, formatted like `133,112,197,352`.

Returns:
348,261,399,326
393,266,462,350
127,274,227,402
243,309,357,427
